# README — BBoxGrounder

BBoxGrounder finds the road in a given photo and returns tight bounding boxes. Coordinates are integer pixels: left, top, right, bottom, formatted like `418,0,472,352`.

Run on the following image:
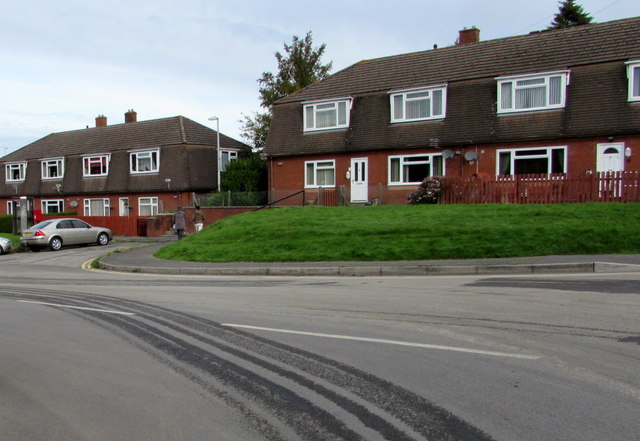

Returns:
1,244,639,441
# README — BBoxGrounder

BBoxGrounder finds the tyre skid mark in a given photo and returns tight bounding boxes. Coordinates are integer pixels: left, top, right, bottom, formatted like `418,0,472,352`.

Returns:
2,287,496,441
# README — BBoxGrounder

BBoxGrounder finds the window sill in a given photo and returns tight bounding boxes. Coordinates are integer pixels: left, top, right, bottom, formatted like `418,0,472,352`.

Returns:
390,117,445,124
497,107,565,115
303,127,348,134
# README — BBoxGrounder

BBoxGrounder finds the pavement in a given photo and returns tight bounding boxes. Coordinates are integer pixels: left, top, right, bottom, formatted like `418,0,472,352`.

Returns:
97,236,640,277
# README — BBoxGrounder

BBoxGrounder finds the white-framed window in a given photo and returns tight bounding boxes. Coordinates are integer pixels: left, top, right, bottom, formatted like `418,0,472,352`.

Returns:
82,154,110,177
220,150,238,172
497,146,567,176
390,85,447,122
626,61,640,102
138,197,158,216
5,162,27,182
388,154,444,185
41,158,64,180
305,160,335,188
130,149,159,174
41,199,64,214
83,198,110,216
303,98,351,132
7,201,14,215
497,71,570,113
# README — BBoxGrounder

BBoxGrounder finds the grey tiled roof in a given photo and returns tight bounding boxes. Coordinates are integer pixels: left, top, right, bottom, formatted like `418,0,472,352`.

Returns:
277,17,640,104
266,17,640,157
1,116,247,162
0,116,250,196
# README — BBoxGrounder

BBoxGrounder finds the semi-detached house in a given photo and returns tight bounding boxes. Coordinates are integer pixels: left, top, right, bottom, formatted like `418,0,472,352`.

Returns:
265,17,640,205
0,111,248,224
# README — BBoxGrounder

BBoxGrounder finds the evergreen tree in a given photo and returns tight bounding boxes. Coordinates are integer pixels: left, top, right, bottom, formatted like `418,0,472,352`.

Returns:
549,0,593,29
240,32,332,149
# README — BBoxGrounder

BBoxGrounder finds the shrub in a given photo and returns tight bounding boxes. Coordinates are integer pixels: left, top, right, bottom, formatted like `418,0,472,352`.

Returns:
0,215,13,234
407,177,442,204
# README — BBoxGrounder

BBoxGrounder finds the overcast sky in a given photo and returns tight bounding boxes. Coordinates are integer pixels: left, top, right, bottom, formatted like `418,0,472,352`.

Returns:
1,0,637,155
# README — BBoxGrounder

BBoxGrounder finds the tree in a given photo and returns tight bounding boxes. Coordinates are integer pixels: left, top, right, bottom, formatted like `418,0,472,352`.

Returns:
220,153,267,193
240,31,332,149
548,0,593,29
207,153,269,206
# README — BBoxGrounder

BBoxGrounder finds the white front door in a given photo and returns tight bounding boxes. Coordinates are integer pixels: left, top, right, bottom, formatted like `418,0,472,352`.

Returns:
119,197,129,216
350,157,368,203
596,143,624,173
596,143,625,198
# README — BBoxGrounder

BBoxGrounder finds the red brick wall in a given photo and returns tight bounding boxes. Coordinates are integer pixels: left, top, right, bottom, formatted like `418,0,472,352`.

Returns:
269,136,640,205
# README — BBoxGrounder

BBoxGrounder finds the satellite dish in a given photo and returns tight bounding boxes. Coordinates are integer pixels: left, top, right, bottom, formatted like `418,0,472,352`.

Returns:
464,151,478,161
442,149,455,159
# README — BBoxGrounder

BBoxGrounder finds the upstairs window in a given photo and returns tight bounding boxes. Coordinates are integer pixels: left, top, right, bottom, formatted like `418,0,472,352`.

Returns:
41,158,64,180
627,61,640,102
130,149,159,174
303,99,351,131
83,154,110,177
497,146,567,176
390,86,446,122
497,71,569,113
220,150,238,172
5,162,27,182
389,154,444,185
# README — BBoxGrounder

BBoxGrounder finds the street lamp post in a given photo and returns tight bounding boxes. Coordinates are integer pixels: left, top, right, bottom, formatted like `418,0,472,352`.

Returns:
208,116,221,191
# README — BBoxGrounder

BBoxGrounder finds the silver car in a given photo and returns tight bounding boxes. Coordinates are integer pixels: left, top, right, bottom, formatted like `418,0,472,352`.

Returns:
20,218,113,251
0,236,12,254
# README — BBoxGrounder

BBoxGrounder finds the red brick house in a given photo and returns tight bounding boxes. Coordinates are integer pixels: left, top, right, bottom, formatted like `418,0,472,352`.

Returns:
265,18,640,205
1,111,248,229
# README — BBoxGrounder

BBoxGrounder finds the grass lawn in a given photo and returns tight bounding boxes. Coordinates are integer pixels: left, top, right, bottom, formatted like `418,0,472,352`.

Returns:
154,202,640,262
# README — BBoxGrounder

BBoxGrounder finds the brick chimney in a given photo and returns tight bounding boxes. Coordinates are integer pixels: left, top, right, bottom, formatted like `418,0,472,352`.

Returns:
125,109,137,123
95,115,107,127
458,27,480,45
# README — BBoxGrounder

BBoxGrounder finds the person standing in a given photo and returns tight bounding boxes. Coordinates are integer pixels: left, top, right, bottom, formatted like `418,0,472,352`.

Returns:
192,205,206,233
173,207,186,240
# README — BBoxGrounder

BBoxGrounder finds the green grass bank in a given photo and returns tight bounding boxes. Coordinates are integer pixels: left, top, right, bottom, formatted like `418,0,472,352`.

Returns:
154,203,640,262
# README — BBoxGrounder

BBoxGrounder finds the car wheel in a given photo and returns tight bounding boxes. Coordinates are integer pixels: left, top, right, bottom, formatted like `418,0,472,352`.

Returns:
0,246,5,255
49,237,63,251
97,233,109,246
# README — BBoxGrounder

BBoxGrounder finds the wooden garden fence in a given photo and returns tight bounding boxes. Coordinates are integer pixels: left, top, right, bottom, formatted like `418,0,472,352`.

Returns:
438,171,640,204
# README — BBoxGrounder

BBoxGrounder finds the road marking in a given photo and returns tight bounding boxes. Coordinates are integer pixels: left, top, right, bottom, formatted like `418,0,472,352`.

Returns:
222,324,540,360
17,300,135,316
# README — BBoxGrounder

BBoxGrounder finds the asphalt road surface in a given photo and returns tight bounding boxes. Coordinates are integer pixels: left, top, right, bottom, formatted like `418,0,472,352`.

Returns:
1,244,638,441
